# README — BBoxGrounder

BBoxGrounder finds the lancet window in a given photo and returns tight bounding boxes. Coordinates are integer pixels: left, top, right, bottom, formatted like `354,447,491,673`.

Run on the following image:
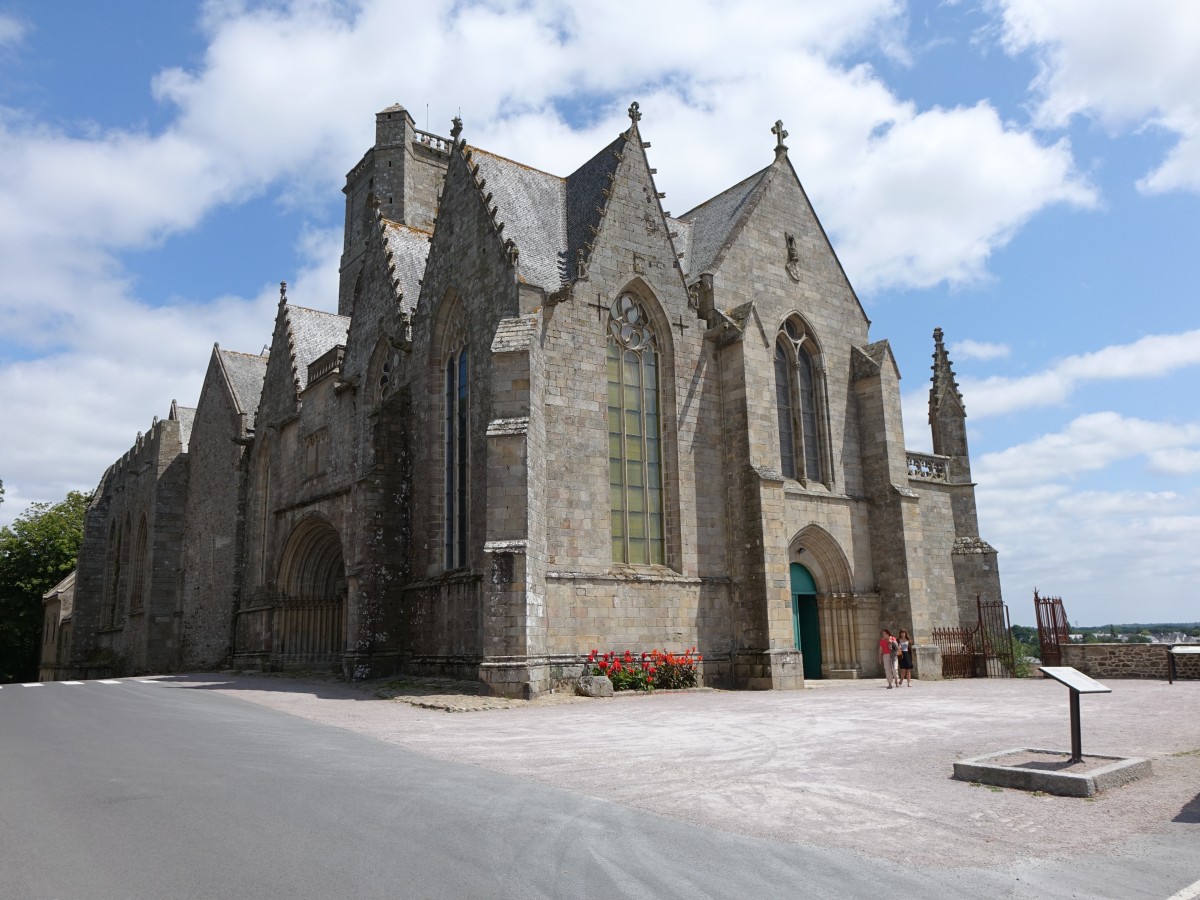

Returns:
607,292,665,565
129,516,148,612
775,317,826,484
443,314,469,569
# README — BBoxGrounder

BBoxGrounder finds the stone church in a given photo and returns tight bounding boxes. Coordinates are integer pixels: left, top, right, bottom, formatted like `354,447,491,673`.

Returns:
44,102,1002,695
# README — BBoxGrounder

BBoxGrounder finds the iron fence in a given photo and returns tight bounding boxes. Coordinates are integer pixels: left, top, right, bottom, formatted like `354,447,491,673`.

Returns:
1034,589,1070,667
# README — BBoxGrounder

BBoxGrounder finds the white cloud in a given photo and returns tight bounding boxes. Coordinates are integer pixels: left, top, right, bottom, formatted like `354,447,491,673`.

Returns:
976,412,1200,487
0,14,26,48
826,102,1094,291
0,229,339,527
963,329,1200,418
952,339,1010,361
980,481,1200,624
1147,448,1200,477
0,0,1106,524
996,0,1200,194
973,412,1200,624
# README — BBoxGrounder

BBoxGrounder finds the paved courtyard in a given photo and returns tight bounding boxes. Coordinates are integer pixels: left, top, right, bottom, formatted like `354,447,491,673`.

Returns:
167,672,1200,888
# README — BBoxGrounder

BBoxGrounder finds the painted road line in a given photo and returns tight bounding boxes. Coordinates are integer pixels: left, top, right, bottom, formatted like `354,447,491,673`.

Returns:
1165,877,1200,900
62,680,85,685
97,679,123,685
22,683,44,686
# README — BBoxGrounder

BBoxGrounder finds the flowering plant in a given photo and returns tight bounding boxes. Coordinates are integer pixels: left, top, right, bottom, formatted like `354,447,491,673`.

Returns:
587,647,702,692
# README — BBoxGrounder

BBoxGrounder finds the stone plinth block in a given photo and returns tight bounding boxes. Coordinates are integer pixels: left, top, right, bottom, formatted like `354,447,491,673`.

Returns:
953,748,1151,798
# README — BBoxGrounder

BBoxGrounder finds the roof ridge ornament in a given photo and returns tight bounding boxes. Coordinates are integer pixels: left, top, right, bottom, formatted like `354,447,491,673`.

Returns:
450,115,463,141
772,119,789,157
628,101,641,126
279,281,288,306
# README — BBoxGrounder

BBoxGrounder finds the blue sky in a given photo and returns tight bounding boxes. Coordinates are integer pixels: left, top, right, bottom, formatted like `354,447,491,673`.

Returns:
0,1,1197,627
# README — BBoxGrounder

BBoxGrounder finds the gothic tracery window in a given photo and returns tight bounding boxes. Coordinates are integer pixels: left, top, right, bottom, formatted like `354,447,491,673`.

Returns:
377,347,402,403
607,292,665,565
775,318,826,484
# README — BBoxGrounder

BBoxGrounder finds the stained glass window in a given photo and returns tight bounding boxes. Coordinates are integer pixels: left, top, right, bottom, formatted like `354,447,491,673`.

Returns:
607,293,664,565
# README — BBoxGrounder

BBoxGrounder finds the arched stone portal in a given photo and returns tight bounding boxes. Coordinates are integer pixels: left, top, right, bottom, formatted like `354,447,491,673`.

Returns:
275,516,346,667
790,525,864,678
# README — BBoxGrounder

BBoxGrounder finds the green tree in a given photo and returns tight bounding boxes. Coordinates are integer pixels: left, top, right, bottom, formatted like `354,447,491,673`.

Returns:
1011,624,1038,644
0,491,90,683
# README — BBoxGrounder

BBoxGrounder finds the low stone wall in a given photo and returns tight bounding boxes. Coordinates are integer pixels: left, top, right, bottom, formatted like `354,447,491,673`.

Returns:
1059,643,1200,680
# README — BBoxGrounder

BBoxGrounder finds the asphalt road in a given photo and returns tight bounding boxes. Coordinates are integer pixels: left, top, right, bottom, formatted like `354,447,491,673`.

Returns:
0,678,983,900
1,679,1197,899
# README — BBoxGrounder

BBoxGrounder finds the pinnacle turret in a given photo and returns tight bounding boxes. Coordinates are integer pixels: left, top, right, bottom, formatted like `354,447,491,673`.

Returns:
929,327,970,474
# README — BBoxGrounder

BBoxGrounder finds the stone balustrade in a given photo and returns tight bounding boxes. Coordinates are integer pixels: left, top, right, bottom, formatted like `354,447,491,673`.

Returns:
307,345,345,386
906,451,949,482
413,128,452,153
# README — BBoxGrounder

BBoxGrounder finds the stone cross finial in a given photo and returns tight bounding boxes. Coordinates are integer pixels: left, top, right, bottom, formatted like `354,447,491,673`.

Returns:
933,327,944,345
450,116,463,141
279,281,288,305
628,101,641,125
772,119,789,155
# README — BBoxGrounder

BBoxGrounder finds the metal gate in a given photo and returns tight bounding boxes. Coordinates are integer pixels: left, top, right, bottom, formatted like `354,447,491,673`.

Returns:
930,595,1016,678
1034,589,1070,667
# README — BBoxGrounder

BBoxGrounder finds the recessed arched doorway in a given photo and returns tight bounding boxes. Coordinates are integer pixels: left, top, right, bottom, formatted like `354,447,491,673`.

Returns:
275,516,346,667
790,563,822,680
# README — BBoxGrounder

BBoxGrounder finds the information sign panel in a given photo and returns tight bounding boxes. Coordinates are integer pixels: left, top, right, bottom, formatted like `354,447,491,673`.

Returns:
1039,666,1112,694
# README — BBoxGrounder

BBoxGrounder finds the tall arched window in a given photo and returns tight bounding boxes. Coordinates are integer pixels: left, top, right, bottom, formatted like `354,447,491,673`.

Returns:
775,318,826,484
607,292,665,565
444,339,469,569
129,516,148,612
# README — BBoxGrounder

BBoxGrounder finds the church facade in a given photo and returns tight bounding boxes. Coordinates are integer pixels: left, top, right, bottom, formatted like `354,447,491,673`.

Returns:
47,103,1001,696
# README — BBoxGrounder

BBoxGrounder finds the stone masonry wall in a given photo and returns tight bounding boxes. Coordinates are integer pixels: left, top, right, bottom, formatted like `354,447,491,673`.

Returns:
178,353,249,669
1060,643,1200,680
538,126,730,675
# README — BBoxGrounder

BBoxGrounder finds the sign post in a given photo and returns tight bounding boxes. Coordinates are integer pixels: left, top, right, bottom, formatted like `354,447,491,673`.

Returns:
1039,666,1112,763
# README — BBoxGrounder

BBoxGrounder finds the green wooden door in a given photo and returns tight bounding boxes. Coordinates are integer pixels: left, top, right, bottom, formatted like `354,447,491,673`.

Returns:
790,563,822,679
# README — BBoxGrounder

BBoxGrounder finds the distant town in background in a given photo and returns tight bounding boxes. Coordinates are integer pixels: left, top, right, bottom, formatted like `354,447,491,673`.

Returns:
1011,622,1200,656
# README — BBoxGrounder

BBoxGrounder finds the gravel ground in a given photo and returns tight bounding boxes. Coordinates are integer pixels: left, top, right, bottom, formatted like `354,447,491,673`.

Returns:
161,672,1200,871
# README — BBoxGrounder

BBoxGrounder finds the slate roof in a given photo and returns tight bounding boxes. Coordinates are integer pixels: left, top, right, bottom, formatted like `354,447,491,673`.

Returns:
564,136,626,284
286,305,351,391
381,220,432,314
471,148,567,292
460,136,632,293
217,348,269,427
678,166,770,279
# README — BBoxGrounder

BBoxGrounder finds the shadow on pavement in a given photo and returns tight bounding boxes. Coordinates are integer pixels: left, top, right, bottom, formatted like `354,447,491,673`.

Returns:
1173,792,1200,824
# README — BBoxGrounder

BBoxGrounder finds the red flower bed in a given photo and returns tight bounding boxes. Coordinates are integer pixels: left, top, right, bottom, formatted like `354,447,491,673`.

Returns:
587,647,702,692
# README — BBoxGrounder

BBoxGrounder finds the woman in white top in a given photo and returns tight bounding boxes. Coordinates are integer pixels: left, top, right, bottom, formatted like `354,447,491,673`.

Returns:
897,629,913,686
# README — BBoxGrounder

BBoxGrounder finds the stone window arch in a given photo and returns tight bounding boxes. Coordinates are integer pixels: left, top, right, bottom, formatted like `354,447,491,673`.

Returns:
775,315,830,486
606,289,666,566
436,297,469,570
129,515,148,613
